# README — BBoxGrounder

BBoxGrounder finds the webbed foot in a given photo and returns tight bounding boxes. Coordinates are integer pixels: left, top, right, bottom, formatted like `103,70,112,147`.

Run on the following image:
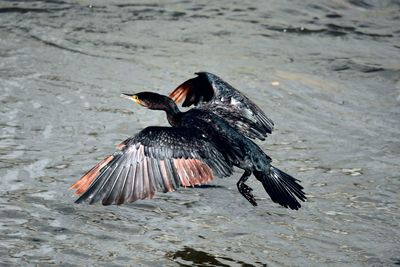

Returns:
237,182,257,206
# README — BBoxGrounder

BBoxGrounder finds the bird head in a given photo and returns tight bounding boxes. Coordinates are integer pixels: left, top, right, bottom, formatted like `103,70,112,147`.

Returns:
121,92,175,111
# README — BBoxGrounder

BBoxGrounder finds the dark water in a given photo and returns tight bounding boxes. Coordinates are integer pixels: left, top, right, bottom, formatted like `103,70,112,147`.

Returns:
1,0,399,266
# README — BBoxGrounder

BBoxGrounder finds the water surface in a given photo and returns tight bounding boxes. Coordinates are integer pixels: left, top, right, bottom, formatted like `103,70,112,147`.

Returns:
1,0,399,266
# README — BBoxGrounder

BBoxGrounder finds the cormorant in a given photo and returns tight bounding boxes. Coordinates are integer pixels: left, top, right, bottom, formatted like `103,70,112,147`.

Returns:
71,72,306,209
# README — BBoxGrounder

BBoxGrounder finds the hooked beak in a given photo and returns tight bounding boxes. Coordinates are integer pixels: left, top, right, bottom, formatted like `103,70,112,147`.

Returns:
120,93,140,104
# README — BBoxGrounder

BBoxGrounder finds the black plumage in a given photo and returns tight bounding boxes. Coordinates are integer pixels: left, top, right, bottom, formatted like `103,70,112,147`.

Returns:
73,126,232,205
71,73,306,209
169,72,274,140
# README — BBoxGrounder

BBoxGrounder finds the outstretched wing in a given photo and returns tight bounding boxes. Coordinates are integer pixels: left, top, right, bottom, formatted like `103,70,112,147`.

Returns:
169,72,274,141
71,126,232,205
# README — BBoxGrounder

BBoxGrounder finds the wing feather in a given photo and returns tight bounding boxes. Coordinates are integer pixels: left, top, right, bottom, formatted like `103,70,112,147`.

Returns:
72,126,232,205
169,72,274,140
117,164,131,204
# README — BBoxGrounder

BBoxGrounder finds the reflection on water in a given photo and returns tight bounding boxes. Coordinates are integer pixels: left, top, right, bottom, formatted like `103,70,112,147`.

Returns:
166,246,262,267
1,0,399,265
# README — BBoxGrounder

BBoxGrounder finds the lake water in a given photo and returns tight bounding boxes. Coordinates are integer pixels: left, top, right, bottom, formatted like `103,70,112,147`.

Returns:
1,0,399,266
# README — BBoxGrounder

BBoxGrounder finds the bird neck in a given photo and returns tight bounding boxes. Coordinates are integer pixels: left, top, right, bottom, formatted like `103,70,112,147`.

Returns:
163,99,182,127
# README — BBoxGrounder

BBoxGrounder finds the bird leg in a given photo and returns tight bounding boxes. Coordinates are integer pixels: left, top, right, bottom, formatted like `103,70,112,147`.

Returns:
237,170,257,206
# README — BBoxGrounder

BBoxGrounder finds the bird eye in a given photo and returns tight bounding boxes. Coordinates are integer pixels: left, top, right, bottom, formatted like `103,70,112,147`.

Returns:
133,95,138,100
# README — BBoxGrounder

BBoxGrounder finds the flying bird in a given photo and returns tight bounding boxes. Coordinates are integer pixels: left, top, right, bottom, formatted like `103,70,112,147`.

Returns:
71,72,306,209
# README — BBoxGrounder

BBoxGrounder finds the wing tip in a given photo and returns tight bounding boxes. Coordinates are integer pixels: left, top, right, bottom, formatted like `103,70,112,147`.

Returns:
70,155,114,197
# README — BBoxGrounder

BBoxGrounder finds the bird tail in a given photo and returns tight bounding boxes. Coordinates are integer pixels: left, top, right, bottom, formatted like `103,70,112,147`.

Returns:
253,166,306,210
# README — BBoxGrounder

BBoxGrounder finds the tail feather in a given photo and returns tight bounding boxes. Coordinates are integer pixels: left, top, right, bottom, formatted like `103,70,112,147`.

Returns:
254,166,306,210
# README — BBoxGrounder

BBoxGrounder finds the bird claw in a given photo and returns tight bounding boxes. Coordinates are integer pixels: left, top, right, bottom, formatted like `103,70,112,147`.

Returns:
238,182,257,206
